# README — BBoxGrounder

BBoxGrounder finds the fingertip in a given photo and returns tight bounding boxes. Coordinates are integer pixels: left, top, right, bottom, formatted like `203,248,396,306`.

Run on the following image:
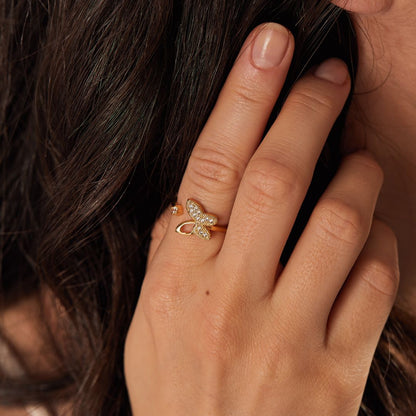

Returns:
250,23,292,70
236,22,294,70
314,58,350,85
343,150,385,190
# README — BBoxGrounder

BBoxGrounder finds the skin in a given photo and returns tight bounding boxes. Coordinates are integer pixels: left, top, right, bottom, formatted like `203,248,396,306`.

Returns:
0,292,72,415
4,0,413,414
340,0,416,310
124,17,399,415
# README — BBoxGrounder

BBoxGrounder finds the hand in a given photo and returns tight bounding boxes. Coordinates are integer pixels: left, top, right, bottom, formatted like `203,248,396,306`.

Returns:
124,22,399,415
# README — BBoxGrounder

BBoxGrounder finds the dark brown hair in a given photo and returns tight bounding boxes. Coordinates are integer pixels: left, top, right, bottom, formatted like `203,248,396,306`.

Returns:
1,0,416,414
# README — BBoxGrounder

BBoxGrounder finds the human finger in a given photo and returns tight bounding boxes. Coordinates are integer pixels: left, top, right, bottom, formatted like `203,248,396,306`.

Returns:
271,151,384,331
147,207,172,267
220,58,350,297
163,23,294,254
326,218,399,361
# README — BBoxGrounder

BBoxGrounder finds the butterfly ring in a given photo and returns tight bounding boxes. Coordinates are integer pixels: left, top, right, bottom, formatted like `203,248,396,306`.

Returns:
171,199,227,240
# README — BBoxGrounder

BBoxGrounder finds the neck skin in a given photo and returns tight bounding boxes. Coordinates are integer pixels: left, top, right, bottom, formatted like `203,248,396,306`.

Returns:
341,2,416,310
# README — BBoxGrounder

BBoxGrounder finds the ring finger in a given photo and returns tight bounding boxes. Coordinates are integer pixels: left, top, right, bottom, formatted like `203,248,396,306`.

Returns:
163,23,294,256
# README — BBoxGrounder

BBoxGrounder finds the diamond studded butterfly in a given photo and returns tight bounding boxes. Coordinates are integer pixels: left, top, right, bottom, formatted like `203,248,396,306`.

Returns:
175,199,219,240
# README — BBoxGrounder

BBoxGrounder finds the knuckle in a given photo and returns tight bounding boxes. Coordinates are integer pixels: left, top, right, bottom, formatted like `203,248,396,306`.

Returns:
287,87,335,116
360,259,400,297
187,145,243,193
142,284,178,320
314,198,364,246
243,157,301,215
229,78,274,109
268,336,303,374
325,371,364,408
263,347,298,383
141,270,193,321
201,302,241,359
203,311,230,347
320,357,367,409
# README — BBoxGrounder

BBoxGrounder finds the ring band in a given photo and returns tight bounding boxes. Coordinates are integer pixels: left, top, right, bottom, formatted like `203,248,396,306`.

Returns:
171,199,227,240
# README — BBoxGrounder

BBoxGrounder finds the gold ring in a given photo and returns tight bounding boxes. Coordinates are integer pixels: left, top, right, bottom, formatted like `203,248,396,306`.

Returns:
171,199,227,240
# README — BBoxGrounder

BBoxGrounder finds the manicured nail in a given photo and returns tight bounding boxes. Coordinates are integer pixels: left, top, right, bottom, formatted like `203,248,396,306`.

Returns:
314,58,349,85
252,24,289,69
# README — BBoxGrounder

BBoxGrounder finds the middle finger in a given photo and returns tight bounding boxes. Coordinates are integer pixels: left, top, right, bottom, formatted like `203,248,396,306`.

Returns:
220,59,351,298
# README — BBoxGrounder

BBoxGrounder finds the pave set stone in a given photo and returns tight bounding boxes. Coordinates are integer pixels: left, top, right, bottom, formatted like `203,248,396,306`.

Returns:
186,199,218,240
194,224,210,240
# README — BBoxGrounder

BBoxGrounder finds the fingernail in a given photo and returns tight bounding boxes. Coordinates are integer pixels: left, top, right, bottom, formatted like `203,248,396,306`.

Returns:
314,58,349,85
252,24,289,69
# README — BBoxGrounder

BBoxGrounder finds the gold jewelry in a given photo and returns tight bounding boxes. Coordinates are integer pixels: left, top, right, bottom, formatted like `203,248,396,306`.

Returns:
171,199,227,240
170,204,184,216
